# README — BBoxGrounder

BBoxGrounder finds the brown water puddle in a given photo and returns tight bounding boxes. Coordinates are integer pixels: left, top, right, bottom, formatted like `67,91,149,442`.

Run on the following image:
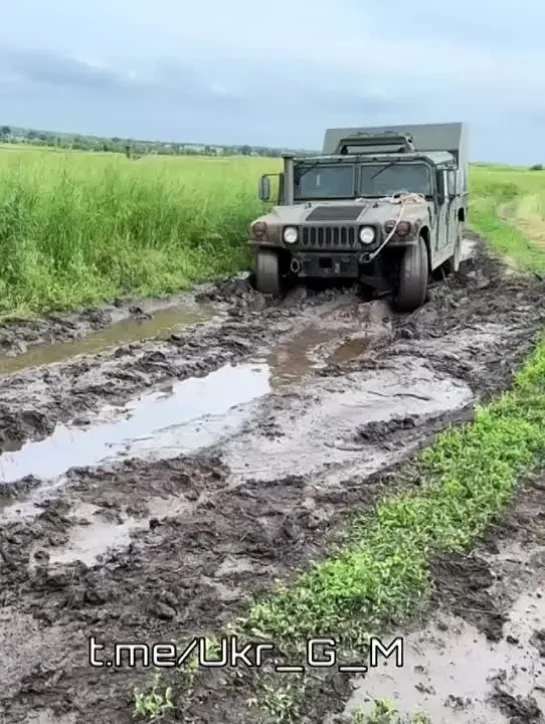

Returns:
40,498,195,567
222,356,473,483
0,363,271,486
0,321,383,511
345,542,545,723
0,323,385,565
265,326,375,387
0,301,220,375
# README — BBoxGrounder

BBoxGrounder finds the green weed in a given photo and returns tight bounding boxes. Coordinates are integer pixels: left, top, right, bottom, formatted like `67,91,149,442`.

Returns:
133,672,174,720
0,149,279,316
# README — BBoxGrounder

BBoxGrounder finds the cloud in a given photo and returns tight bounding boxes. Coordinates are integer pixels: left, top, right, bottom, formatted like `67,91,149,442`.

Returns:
1,0,545,162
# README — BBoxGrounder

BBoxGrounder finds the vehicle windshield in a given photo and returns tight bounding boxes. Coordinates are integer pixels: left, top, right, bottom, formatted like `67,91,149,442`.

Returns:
294,165,354,199
359,163,432,197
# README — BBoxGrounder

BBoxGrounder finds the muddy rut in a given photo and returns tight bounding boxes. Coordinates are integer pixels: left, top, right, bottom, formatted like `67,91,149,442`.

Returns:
1,237,544,724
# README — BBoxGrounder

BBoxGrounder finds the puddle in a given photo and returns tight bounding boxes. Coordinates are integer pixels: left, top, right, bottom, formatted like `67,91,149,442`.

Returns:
265,323,384,387
265,325,343,386
0,318,380,494
43,497,193,566
0,301,219,375
223,357,474,482
0,363,270,486
346,552,545,723
328,336,372,365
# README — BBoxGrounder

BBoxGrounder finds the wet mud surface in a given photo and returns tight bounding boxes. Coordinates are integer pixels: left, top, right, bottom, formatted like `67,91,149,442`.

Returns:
345,475,545,724
1,237,545,723
0,285,225,360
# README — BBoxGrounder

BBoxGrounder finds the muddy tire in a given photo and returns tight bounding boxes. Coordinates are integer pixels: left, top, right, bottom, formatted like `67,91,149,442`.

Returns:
255,250,281,295
395,236,429,312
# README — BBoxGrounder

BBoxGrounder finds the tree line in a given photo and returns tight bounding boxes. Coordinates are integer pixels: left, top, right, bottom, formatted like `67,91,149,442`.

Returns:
0,125,316,159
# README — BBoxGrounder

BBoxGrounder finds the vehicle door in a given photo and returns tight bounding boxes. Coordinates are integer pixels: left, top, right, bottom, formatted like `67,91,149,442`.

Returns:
434,169,449,256
445,168,458,250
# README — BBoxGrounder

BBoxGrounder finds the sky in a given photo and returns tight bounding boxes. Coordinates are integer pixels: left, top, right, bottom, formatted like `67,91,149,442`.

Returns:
0,0,543,164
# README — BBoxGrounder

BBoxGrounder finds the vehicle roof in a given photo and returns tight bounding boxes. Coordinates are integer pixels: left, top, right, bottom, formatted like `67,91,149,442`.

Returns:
322,122,466,162
294,151,455,166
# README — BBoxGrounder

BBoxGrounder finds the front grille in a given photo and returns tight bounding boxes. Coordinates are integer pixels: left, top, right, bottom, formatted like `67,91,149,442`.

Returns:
300,226,357,249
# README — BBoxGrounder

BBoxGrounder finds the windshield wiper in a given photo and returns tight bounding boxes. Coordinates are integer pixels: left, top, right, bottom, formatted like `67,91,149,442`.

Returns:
369,160,398,181
294,162,323,182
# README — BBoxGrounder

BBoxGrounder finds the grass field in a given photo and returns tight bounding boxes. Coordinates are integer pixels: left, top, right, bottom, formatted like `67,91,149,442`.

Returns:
0,146,279,316
1,145,545,317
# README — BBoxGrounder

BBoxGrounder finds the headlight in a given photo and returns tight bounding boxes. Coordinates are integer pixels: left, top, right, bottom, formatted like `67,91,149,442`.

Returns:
283,226,298,244
359,226,375,244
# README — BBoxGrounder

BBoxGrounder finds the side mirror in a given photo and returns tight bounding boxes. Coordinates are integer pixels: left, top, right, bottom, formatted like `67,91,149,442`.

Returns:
259,175,271,202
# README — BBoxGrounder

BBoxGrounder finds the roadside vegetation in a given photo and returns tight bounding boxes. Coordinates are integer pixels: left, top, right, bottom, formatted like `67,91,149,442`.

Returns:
0,148,278,317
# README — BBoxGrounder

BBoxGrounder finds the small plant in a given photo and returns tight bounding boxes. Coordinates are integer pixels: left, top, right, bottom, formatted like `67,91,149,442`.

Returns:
249,682,303,724
343,701,432,723
180,635,221,682
133,672,174,720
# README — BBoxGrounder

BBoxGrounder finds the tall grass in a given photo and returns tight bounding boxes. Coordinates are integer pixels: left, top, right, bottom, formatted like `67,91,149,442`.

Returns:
0,148,279,316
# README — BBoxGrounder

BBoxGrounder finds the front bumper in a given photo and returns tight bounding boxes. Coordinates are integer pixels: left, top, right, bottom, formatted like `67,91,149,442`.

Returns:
295,252,360,278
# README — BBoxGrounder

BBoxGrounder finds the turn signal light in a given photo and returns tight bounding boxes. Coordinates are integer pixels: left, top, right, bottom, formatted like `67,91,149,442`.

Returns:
396,221,411,236
384,220,411,236
252,221,267,238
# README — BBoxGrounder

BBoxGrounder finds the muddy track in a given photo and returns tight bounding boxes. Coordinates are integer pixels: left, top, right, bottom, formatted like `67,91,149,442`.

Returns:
1,238,545,724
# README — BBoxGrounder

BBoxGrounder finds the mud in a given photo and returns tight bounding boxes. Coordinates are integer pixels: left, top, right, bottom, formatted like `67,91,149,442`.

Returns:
344,477,545,724
1,237,545,724
0,288,224,359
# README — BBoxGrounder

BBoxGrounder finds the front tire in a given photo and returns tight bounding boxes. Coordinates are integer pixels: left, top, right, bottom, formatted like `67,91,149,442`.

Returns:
395,236,429,312
255,250,281,295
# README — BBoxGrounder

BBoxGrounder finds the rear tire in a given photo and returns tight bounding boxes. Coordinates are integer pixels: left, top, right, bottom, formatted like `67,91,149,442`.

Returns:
395,236,429,312
255,250,281,295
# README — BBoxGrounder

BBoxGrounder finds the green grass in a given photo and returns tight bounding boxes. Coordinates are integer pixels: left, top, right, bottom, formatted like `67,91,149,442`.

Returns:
469,165,545,273
0,147,279,316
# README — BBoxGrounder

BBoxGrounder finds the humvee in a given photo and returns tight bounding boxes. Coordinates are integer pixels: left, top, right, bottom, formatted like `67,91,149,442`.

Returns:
249,122,468,311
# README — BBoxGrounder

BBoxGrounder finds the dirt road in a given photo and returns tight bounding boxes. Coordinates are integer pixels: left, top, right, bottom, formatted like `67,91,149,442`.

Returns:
1,237,544,724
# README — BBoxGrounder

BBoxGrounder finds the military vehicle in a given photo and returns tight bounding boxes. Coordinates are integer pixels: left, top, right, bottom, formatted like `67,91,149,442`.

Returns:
249,122,468,311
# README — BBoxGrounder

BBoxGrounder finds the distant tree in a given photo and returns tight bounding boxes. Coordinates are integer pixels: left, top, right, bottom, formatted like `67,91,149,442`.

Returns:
26,130,38,140
240,145,252,156
0,126,11,137
530,164,543,171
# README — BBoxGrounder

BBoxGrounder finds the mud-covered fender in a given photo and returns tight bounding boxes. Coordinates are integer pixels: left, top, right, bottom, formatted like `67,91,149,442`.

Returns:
418,225,433,271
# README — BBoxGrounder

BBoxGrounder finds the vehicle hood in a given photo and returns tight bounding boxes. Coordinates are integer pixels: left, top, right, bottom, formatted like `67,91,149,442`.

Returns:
257,198,432,227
